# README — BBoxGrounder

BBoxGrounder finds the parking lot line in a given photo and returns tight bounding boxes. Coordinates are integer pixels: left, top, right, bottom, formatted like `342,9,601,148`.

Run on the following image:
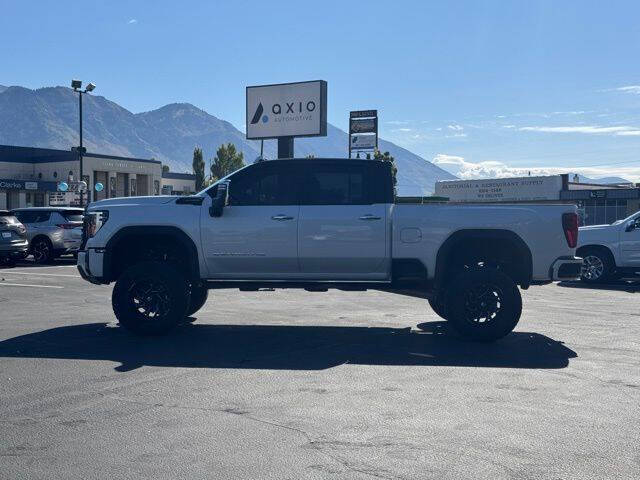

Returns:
3,271,80,278
0,282,64,289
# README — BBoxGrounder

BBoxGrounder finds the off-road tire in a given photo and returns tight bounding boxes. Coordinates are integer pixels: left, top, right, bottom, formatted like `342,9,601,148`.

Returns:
428,295,448,320
445,269,522,342
112,261,190,336
186,284,209,317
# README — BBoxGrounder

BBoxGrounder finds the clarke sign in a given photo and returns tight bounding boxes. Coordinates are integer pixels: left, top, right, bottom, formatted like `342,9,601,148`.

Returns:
246,80,327,139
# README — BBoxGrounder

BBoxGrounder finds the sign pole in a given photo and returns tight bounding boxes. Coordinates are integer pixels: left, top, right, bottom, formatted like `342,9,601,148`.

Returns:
277,136,294,159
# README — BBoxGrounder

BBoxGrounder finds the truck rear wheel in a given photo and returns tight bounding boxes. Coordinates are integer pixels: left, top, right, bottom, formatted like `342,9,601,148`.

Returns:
112,261,190,336
445,269,522,342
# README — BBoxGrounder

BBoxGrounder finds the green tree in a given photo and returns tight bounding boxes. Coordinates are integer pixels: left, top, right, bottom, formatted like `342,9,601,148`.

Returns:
192,147,205,190
210,143,245,181
373,150,397,186
162,164,170,174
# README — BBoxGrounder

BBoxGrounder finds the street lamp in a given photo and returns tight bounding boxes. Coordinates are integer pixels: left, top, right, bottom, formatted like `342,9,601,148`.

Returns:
71,79,96,206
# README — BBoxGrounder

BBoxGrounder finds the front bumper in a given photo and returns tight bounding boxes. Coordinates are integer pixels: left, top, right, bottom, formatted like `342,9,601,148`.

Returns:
549,256,582,281
77,249,106,285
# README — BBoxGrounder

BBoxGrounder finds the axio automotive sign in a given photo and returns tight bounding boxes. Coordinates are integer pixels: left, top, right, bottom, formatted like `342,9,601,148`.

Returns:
246,80,327,139
435,175,563,202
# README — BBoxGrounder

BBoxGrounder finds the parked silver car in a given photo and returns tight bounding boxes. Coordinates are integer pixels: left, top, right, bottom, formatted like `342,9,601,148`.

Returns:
11,207,84,264
0,210,29,266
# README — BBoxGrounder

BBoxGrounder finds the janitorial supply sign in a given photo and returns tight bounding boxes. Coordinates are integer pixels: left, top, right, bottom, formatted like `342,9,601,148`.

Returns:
435,176,563,202
246,80,327,139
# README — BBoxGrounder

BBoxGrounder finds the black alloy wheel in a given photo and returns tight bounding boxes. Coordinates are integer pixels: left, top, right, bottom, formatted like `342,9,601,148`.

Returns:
32,238,53,264
446,269,522,342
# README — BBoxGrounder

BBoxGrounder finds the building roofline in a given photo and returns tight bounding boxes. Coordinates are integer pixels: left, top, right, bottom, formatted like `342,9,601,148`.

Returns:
0,144,160,165
162,172,196,180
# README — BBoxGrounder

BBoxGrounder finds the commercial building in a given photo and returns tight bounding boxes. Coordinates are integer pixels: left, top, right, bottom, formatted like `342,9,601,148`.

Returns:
161,172,197,195
0,145,163,209
435,174,640,226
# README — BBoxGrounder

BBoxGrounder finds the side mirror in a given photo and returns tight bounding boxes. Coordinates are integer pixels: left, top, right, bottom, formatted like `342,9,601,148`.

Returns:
625,220,639,232
209,182,229,217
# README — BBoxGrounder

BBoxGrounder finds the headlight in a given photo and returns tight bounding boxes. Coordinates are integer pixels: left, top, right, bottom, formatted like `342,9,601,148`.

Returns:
84,210,109,239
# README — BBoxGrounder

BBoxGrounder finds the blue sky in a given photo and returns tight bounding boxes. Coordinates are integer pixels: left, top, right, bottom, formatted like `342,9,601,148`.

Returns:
2,0,640,180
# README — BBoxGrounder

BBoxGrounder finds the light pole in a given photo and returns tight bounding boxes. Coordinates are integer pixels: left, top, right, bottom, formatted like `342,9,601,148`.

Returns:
71,79,96,206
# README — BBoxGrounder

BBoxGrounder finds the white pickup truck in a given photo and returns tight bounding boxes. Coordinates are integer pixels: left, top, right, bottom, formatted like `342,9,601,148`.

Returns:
577,211,640,283
77,158,581,341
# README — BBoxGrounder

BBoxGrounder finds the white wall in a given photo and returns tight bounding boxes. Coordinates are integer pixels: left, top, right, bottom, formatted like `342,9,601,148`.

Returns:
161,177,196,194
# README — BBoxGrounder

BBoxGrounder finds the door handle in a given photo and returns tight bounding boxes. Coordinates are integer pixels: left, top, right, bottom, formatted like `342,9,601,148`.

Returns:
271,214,294,221
359,215,381,221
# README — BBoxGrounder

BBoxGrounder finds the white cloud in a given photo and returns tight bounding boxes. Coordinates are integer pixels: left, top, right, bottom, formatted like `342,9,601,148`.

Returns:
616,85,640,94
392,128,412,132
432,154,640,183
447,124,464,131
128,18,138,24
519,125,640,136
386,120,409,125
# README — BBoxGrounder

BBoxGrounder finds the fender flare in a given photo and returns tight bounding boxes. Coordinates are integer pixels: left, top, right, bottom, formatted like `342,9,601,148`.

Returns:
104,226,200,282
434,229,533,289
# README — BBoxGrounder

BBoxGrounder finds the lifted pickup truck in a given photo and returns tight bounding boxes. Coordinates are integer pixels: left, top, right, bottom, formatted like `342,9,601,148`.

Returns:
78,158,581,341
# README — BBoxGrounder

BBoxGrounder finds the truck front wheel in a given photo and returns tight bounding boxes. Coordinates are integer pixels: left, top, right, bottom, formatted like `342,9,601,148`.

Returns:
184,284,209,319
445,269,522,342
112,261,190,335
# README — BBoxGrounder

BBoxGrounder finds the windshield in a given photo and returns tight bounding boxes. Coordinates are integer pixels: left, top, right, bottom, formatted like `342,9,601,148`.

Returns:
0,214,18,224
611,211,640,225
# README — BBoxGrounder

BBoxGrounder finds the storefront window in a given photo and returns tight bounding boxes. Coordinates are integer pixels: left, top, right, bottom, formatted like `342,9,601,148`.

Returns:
580,199,629,226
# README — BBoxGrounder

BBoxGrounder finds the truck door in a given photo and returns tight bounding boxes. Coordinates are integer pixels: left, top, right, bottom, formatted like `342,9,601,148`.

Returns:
201,162,300,279
298,161,390,280
620,213,640,267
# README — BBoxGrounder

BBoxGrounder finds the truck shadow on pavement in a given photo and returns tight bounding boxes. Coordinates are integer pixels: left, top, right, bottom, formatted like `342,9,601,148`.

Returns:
0,321,577,372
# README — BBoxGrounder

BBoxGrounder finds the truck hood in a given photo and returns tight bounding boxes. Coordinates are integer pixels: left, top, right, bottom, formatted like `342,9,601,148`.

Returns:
88,196,178,209
578,223,617,246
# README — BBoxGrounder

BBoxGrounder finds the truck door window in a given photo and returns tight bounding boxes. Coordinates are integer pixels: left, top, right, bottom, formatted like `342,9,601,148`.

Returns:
229,164,298,206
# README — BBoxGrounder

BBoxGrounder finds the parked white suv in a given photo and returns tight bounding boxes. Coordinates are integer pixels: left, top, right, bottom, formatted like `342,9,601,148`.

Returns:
78,158,581,341
577,211,640,283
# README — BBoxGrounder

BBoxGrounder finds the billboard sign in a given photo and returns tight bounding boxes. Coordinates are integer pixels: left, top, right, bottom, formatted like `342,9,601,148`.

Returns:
350,118,377,134
435,176,563,202
351,135,377,150
246,80,327,139
348,109,378,157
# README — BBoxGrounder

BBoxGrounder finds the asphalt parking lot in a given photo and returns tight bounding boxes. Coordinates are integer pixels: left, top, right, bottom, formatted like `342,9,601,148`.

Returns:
1,260,639,480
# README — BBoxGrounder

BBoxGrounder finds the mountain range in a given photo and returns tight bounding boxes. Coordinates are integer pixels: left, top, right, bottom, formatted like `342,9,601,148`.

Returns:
0,85,456,194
